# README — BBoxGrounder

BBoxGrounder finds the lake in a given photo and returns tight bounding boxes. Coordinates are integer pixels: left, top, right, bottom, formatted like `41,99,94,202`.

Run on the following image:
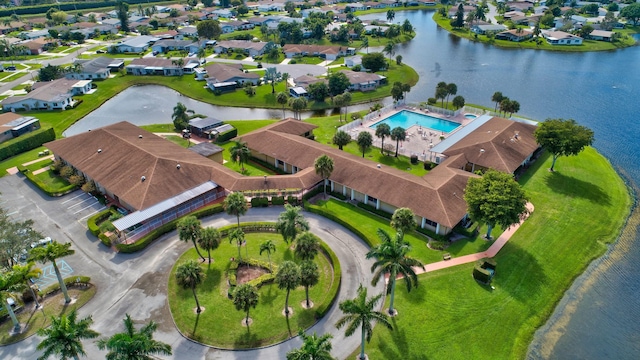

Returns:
68,10,640,358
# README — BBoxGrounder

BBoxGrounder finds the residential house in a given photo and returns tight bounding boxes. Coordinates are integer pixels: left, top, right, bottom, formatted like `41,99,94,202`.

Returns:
282,44,355,60
502,10,525,20
112,35,158,53
221,20,255,33
495,28,533,42
0,21,27,35
1,78,91,111
66,57,123,80
22,38,53,55
448,5,476,18
257,1,285,12
151,39,194,53
471,24,508,35
125,58,186,76
177,26,198,39
214,40,270,57
381,0,401,7
339,70,386,91
189,117,223,138
346,2,367,11
188,142,224,163
542,30,583,45
292,75,327,89
589,29,613,42
344,55,362,68
506,2,533,11
101,18,121,28
18,29,49,40
0,113,41,144
212,9,234,18
204,63,260,88
289,87,309,98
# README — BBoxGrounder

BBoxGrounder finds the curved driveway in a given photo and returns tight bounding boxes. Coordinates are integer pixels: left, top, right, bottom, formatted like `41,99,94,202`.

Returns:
0,176,383,360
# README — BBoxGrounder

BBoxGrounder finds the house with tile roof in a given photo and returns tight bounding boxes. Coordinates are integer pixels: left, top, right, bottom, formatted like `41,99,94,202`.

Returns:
282,44,355,60
1,78,91,111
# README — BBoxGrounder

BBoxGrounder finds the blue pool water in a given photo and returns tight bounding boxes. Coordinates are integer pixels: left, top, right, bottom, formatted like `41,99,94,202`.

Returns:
465,114,477,119
369,110,460,133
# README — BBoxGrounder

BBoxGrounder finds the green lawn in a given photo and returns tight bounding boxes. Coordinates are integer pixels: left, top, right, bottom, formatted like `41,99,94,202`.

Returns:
0,147,46,177
34,170,72,190
25,158,52,172
353,148,632,360
168,233,336,348
218,141,274,176
290,56,325,65
47,46,71,53
164,135,191,148
140,124,176,133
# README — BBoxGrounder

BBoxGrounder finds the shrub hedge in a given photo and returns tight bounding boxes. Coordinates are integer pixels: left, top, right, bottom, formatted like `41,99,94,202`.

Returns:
250,197,269,207
87,208,112,236
314,240,341,319
215,127,238,143
0,0,159,17
0,127,55,161
24,169,76,196
271,196,285,205
39,276,91,297
356,202,392,220
287,196,300,206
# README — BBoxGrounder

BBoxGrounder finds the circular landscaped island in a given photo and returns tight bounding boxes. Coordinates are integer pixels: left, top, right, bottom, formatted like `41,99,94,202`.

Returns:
168,228,340,349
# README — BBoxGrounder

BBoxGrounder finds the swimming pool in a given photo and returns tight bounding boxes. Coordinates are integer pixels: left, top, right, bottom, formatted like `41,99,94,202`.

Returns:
369,110,460,133
465,114,477,119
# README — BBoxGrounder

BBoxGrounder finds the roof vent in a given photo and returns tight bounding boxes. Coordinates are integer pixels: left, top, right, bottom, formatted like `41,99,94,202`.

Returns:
97,149,102,153
141,176,146,182
514,133,519,139
176,164,181,169
377,164,381,168
139,135,143,139
480,148,485,153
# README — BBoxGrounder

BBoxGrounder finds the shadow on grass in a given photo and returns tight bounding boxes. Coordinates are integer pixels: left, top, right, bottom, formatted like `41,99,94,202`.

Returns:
234,323,258,348
544,171,611,205
261,283,277,306
283,248,294,261
404,280,428,304
192,312,201,336
494,242,545,302
377,317,430,360
204,267,221,292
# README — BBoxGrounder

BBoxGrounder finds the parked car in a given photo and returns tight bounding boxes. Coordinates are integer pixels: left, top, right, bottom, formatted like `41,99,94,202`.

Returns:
6,66,16,71
31,236,52,249
96,50,106,54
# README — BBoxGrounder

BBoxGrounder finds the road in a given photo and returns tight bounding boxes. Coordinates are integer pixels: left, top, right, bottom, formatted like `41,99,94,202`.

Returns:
0,174,383,360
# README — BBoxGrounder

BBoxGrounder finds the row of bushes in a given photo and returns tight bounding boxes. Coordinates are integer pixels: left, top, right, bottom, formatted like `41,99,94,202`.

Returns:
87,208,112,236
228,258,278,288
0,127,55,161
39,276,91,297
217,222,278,237
115,203,225,253
250,197,269,207
314,240,341,319
215,127,238,143
23,168,76,197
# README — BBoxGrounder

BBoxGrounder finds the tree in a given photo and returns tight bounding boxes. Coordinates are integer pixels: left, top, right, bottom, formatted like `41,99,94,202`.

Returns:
445,83,457,107
277,92,289,118
197,47,206,64
453,4,465,28
39,64,62,82
0,271,21,330
259,239,276,271
328,72,350,97
390,127,406,157
342,92,352,120
499,97,511,116
491,91,504,112
37,309,99,360
332,130,351,151
361,36,369,53
175,260,205,313
299,260,319,309
282,73,289,92
286,331,333,360
116,1,129,33
383,41,396,63
579,24,594,38
435,81,448,107
402,19,413,34
390,208,415,237
276,261,300,316
307,82,329,102
290,97,308,120
197,20,222,39
335,284,392,360
475,5,486,23
264,67,281,94
198,227,220,264
333,95,345,122
237,5,249,16
357,131,373,158
233,284,259,326
285,1,296,14
0,210,41,269
534,118,595,172
11,262,42,308
171,58,184,74
29,241,74,303
464,170,529,239
97,314,172,360
452,95,465,109
172,102,193,131
224,191,248,228
177,216,206,262
229,228,245,259
391,81,404,102
276,204,310,244
230,140,251,172
375,123,391,155
601,11,618,31
367,229,424,315
386,9,395,23
294,232,319,261
395,54,402,65
314,155,334,199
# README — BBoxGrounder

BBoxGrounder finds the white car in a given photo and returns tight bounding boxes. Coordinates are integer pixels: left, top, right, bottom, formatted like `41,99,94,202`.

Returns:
31,236,52,249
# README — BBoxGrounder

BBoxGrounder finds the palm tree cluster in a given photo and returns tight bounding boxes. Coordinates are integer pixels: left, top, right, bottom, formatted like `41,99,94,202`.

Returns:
435,81,458,108
491,91,521,117
177,216,220,264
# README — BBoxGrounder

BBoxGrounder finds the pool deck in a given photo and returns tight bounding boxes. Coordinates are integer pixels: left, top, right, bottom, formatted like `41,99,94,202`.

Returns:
349,106,476,162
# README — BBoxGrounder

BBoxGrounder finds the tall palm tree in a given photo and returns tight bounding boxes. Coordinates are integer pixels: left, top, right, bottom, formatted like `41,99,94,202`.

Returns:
286,330,334,360
390,208,416,238
336,284,392,360
281,72,289,92
224,192,248,228
0,271,21,331
29,241,74,303
171,102,193,131
383,41,395,64
276,204,310,244
375,123,391,155
259,239,276,271
277,91,289,118
299,260,319,309
366,229,425,315
229,140,251,172
275,261,300,316
177,216,206,262
233,283,259,326
314,155,334,199
175,260,205,314
361,36,369,54
294,232,319,261
357,131,373,158
491,91,504,112
37,309,99,360
390,126,406,158
97,314,172,360
198,227,220,264
229,228,245,260
11,262,43,308
197,47,206,64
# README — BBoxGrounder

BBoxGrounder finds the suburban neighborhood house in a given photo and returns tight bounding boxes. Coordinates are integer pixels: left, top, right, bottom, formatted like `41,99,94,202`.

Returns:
45,116,538,242
0,113,41,143
203,63,260,89
1,78,92,112
214,40,270,57
126,58,200,76
282,44,355,60
339,70,386,91
66,57,124,80
541,30,583,45
111,35,159,53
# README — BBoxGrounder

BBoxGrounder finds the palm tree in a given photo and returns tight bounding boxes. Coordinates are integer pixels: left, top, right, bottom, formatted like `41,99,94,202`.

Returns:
383,41,395,64
259,239,276,271
198,227,220,264
299,260,319,308
177,216,206,262
264,67,281,93
37,309,99,360
224,191,248,228
229,228,245,260
229,140,251,172
390,126,406,157
314,155,334,199
445,83,457,107
335,284,392,360
29,241,74,303
375,123,391,155
171,102,193,131
276,204,310,244
0,271,21,331
233,283,259,326
175,260,205,314
386,9,395,23
342,92,352,120
332,130,351,151
366,229,425,315
97,314,172,360
197,47,206,64
390,208,416,237
294,232,319,261
11,262,43,308
356,131,373,158
275,261,300,316
361,36,369,54
491,91,504,112
277,91,289,118
282,72,289,92
286,330,333,360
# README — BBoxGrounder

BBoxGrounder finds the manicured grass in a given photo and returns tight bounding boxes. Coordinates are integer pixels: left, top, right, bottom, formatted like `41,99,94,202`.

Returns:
34,170,72,190
0,147,45,177
47,46,70,53
353,148,632,360
0,287,96,345
218,141,274,176
226,120,277,136
168,233,335,348
140,123,177,133
290,56,325,65
25,158,52,172
164,135,191,148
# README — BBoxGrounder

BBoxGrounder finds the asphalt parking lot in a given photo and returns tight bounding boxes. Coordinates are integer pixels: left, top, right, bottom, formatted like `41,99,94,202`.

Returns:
60,191,106,222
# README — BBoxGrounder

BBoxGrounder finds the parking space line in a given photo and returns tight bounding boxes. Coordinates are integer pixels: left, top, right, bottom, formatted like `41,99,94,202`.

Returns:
73,201,99,214
79,207,106,221
68,196,94,208
61,192,87,204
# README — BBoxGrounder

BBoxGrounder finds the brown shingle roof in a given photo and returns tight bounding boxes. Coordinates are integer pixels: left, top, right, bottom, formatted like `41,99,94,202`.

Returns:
204,63,259,82
282,44,345,55
0,113,24,128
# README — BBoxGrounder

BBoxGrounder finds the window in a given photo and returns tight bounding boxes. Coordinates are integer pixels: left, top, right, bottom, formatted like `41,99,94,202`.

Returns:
368,196,378,204
424,218,437,227
277,160,284,166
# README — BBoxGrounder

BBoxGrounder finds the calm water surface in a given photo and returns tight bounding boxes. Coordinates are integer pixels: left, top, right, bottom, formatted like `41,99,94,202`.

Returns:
70,10,640,358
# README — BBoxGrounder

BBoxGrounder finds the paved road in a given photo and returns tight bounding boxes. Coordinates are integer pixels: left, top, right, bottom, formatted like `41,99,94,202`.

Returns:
0,174,383,360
